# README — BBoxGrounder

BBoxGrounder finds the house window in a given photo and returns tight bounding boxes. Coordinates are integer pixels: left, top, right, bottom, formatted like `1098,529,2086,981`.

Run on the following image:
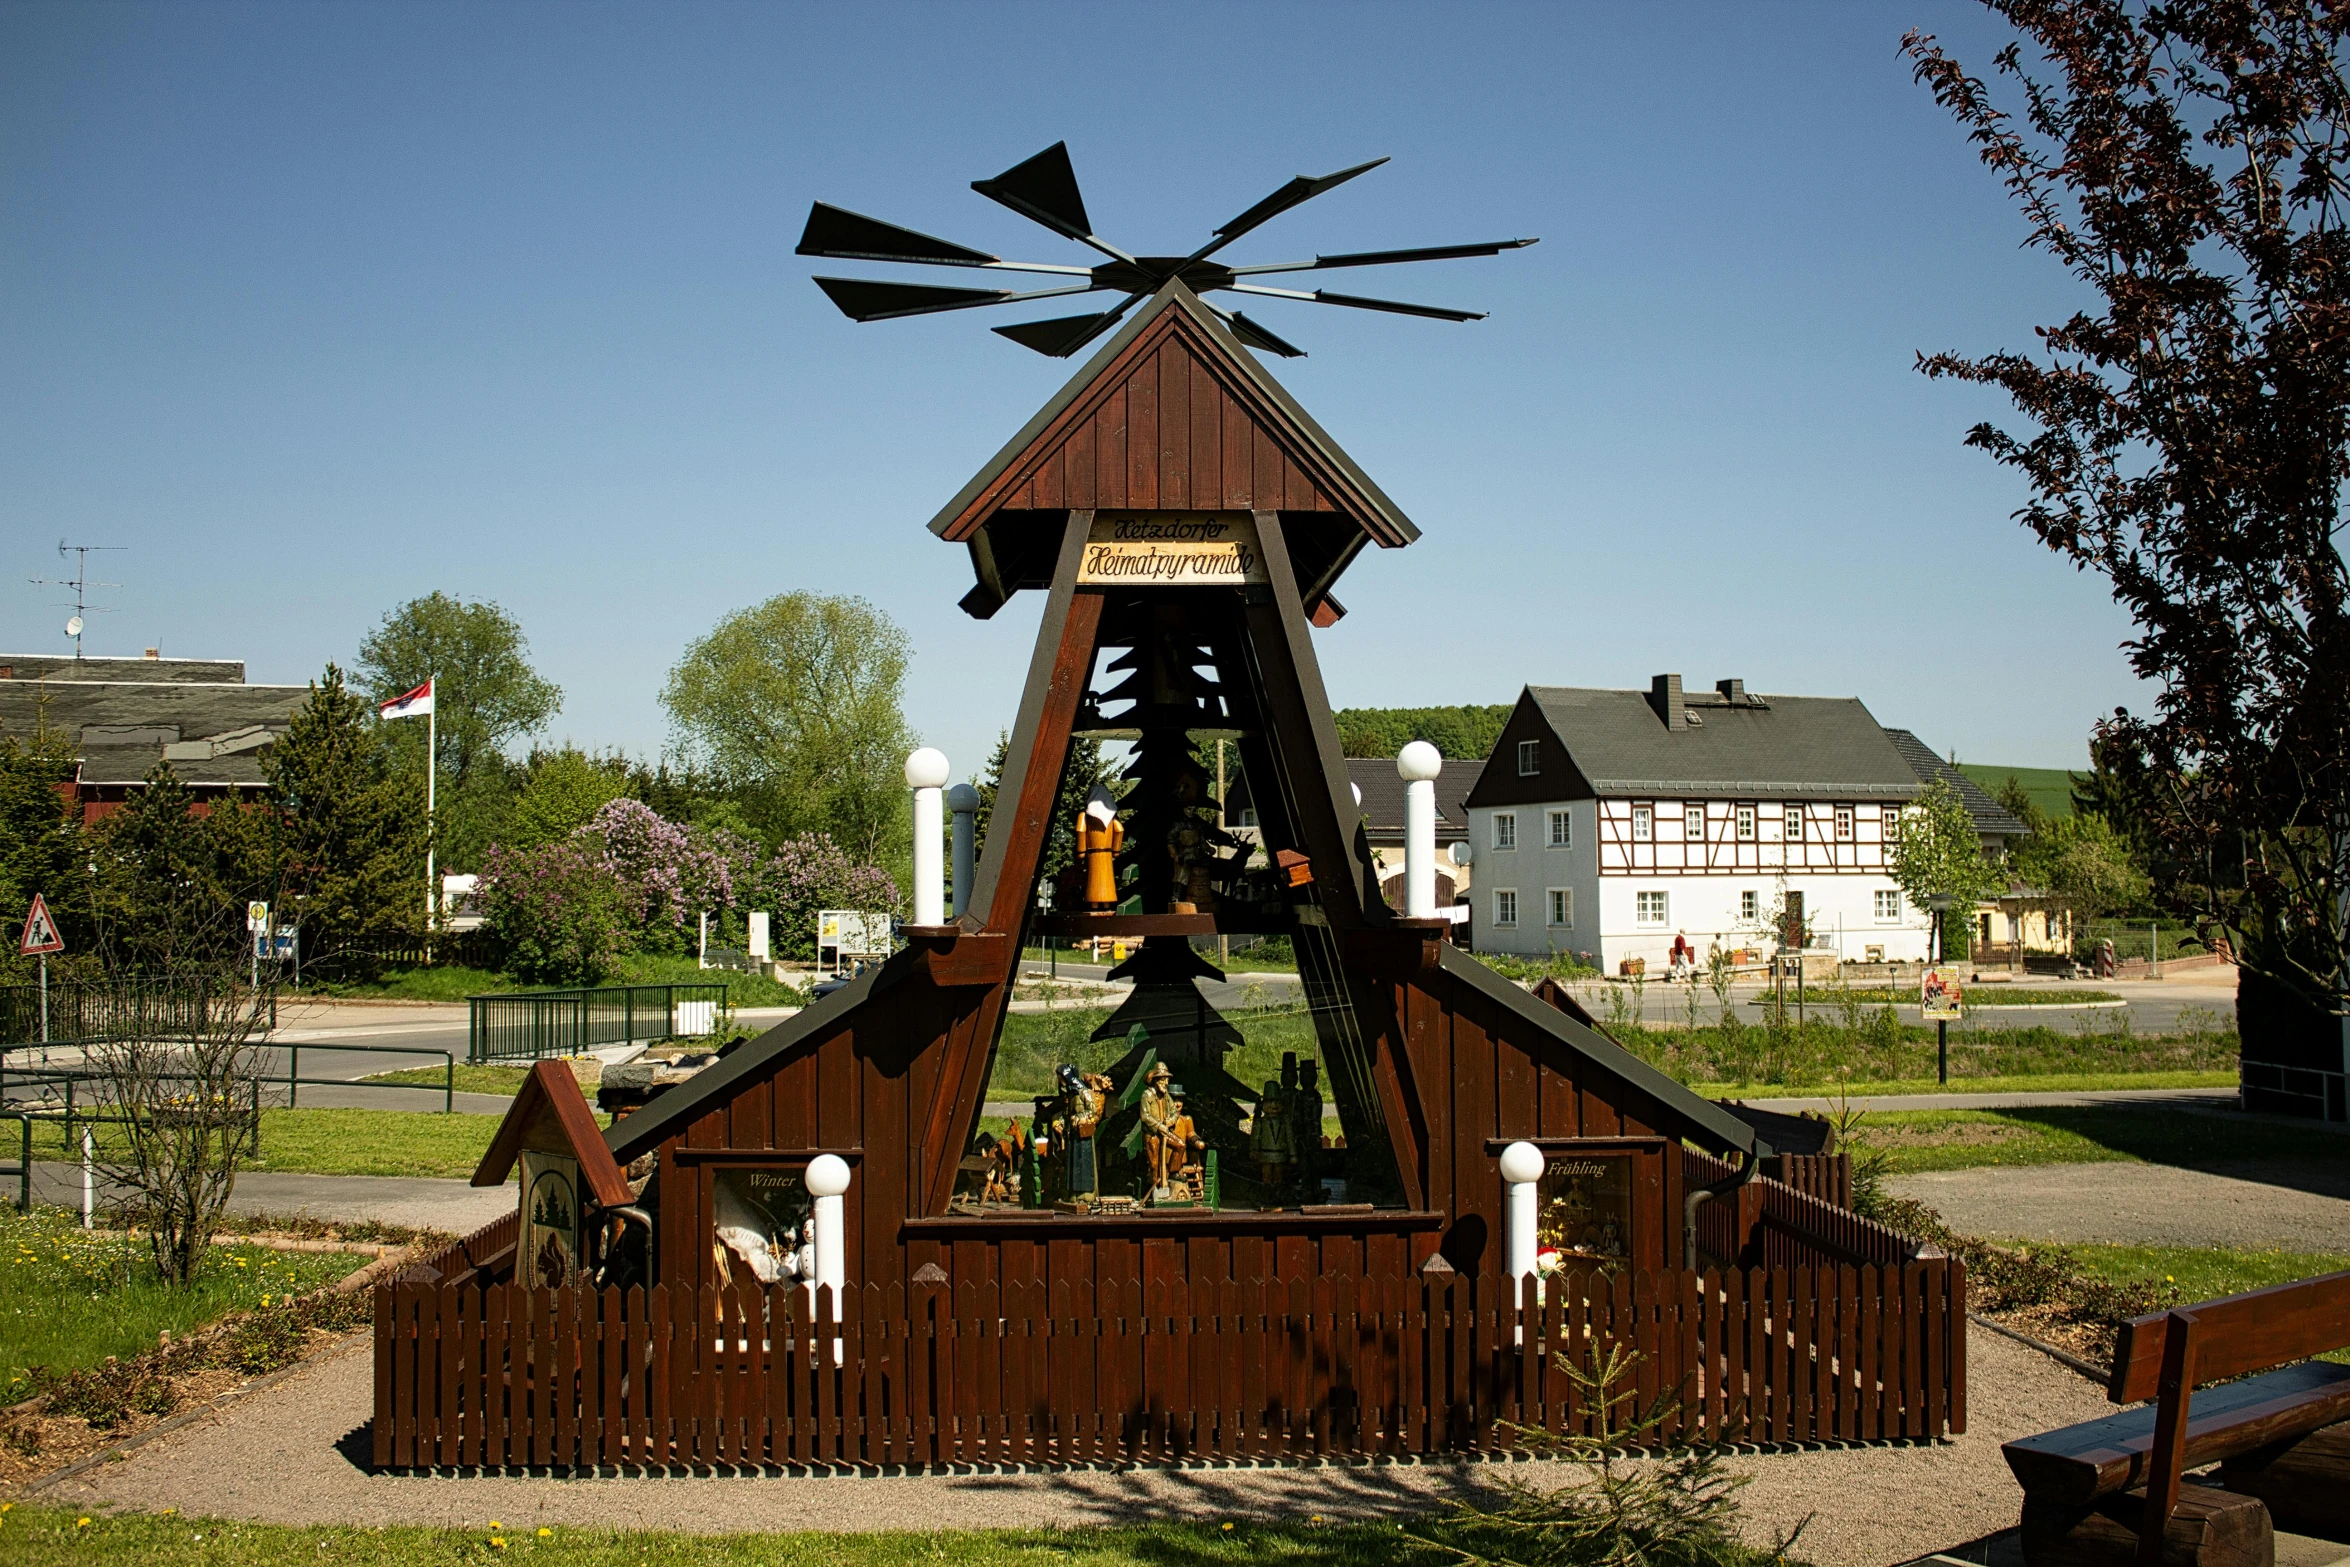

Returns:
1547,888,1572,927
1684,804,1704,840
1740,890,1759,922
1632,805,1653,842
1835,806,1853,841
1546,808,1571,848
1238,808,1259,829
1493,888,1518,927
1736,805,1755,841
1635,890,1668,926
1492,812,1516,851
1516,739,1540,777
1884,811,1902,844
1874,889,1902,921
1784,805,1803,840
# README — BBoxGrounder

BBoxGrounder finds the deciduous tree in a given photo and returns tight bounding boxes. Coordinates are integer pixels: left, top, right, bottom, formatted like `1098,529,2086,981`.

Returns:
1908,1,2350,1029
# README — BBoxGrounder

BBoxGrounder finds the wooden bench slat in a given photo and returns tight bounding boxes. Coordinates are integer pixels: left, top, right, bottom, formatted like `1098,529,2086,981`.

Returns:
2003,1360,2350,1505
2110,1270,2350,1403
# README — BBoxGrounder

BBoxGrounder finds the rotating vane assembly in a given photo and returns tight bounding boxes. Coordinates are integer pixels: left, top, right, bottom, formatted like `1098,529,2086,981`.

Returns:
797,142,1536,358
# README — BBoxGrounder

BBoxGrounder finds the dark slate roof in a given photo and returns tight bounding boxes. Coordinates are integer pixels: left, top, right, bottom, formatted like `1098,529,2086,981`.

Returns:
1524,686,1923,799
0,654,246,685
0,667,303,789
1882,728,2030,840
1346,757,1481,844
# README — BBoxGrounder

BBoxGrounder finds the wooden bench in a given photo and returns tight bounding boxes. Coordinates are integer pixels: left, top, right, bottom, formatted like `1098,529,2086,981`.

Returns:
2002,1269,2350,1566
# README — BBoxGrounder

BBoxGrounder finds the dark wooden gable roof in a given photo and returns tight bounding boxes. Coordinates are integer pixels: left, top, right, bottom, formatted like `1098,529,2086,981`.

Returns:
475,1060,633,1208
929,282,1418,551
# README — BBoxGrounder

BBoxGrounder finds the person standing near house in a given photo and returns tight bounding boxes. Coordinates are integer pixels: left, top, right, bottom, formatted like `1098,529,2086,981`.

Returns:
1668,930,1694,980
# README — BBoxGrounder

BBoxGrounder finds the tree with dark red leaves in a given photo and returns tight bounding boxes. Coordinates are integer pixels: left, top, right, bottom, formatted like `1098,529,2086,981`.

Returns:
1907,3,2350,1040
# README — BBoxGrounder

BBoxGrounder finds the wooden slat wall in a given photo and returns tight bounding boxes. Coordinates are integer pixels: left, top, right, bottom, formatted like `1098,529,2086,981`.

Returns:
373,1261,1965,1469
997,337,1334,515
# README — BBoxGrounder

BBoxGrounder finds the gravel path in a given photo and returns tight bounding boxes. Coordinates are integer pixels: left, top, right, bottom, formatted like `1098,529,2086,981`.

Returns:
49,1322,2106,1567
1889,1161,2350,1251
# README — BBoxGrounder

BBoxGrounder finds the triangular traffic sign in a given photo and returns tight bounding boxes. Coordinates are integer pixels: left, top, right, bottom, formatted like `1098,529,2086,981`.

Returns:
19,894,63,956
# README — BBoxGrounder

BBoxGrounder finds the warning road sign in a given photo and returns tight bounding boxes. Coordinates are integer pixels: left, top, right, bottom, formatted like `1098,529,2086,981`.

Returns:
19,894,63,956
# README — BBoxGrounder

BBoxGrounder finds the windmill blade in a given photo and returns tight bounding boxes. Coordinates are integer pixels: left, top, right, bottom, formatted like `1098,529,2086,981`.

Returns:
813,276,1096,322
971,142,1137,265
992,293,1144,358
1193,157,1388,259
1229,237,1539,276
1227,282,1485,322
797,203,999,266
1223,310,1307,359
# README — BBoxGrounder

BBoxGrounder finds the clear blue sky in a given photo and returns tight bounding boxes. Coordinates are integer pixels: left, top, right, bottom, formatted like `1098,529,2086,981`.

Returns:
2,2,2137,778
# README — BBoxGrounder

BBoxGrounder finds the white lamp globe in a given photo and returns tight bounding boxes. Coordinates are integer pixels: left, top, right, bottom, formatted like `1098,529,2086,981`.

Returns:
904,748,950,790
1499,1140,1545,1185
806,1153,852,1197
1397,741,1442,783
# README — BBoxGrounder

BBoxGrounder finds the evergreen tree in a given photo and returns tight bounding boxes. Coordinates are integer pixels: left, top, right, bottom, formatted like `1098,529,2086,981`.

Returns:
0,720,86,980
973,729,1121,889
265,664,427,967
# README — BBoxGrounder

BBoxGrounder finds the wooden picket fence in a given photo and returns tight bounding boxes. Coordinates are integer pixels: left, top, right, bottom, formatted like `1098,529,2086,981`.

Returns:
373,1261,1964,1471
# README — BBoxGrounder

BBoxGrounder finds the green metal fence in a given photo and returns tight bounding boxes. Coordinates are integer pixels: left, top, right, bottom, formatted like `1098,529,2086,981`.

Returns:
1,980,275,1047
467,983,727,1064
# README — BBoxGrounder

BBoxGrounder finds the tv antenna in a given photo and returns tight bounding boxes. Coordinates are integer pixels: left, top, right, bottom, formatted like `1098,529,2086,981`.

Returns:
798,142,1536,359
29,540,124,661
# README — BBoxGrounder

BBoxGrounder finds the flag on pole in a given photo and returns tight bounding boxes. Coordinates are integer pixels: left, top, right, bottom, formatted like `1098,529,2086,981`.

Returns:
379,678,435,721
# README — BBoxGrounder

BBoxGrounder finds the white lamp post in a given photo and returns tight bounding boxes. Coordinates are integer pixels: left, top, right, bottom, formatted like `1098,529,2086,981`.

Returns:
1500,1139,1544,1332
945,782,980,920
807,1152,852,1364
1399,741,1442,919
906,748,950,927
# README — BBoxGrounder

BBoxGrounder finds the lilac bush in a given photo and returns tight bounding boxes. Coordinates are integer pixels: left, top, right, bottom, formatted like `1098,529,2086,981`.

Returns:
725,832,899,960
478,837,626,985
583,799,731,954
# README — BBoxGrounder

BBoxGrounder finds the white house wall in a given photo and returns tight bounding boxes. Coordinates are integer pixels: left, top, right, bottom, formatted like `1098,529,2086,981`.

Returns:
1467,797,1932,967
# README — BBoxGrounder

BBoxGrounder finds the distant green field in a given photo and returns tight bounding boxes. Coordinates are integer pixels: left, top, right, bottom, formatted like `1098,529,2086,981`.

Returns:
1959,763,2078,820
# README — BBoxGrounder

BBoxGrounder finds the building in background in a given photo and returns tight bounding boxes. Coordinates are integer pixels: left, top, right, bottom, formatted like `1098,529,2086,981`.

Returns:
0,652,306,822
1462,676,1939,972
1226,755,1485,913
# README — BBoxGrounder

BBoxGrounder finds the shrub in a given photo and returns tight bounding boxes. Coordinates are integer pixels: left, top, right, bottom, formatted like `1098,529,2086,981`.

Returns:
584,799,733,955
479,837,626,985
723,832,898,961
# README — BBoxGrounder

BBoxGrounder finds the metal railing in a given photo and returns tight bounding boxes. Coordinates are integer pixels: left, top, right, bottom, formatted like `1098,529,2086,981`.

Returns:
2,980,277,1048
467,983,726,1064
3,1040,459,1122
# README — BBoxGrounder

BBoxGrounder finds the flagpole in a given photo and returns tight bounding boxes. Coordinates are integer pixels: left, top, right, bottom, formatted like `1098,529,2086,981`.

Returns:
425,680,437,952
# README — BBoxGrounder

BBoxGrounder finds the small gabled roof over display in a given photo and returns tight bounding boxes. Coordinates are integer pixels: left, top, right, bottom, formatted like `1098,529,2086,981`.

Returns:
476,1061,633,1208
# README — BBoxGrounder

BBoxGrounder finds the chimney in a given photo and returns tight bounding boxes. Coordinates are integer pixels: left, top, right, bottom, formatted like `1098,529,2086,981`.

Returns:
1716,678,1744,704
143,648,159,660
1648,673,1685,730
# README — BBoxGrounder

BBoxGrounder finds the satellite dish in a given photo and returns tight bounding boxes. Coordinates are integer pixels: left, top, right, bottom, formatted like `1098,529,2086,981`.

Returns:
64,616,82,637
1449,840,1473,868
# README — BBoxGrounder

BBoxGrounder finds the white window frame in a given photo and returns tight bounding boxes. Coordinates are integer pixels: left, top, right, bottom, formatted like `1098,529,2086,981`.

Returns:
1493,888,1518,927
1884,810,1903,844
1632,804,1653,842
1516,738,1540,777
1634,890,1668,926
1739,890,1759,922
1491,812,1516,851
1546,808,1571,849
1873,889,1903,923
1684,804,1704,841
1784,805,1803,841
1546,887,1572,928
1835,805,1854,841
1736,804,1756,841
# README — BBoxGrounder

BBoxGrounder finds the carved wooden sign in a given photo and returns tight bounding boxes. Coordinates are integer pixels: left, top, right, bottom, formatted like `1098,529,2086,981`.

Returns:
1077,513,1267,586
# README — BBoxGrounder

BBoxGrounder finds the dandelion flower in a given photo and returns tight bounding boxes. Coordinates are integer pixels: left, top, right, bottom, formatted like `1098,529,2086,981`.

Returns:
538,1527,552,1537
1221,1522,1234,1532
491,1539,506,1551
77,1517,91,1528
490,1521,503,1529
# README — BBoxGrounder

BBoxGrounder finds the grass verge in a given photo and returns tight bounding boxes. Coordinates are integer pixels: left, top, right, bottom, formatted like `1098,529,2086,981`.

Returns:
2066,1242,2350,1306
0,1511,1454,1564
360,1063,530,1097
1855,1105,2348,1174
0,1206,370,1392
1690,1069,2236,1099
29,1109,507,1181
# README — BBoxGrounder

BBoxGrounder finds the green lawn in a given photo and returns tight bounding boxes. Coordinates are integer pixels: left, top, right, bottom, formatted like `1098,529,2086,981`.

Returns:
1817,987,2121,1007
1620,1015,2233,1091
2067,1242,2350,1304
0,1512,1456,1566
1957,762,2077,821
304,953,805,1008
30,1108,507,1181
303,964,509,1002
1854,1105,2349,1174
0,1207,369,1394
989,1002,1324,1100
1693,1069,2237,1099
361,1062,531,1096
